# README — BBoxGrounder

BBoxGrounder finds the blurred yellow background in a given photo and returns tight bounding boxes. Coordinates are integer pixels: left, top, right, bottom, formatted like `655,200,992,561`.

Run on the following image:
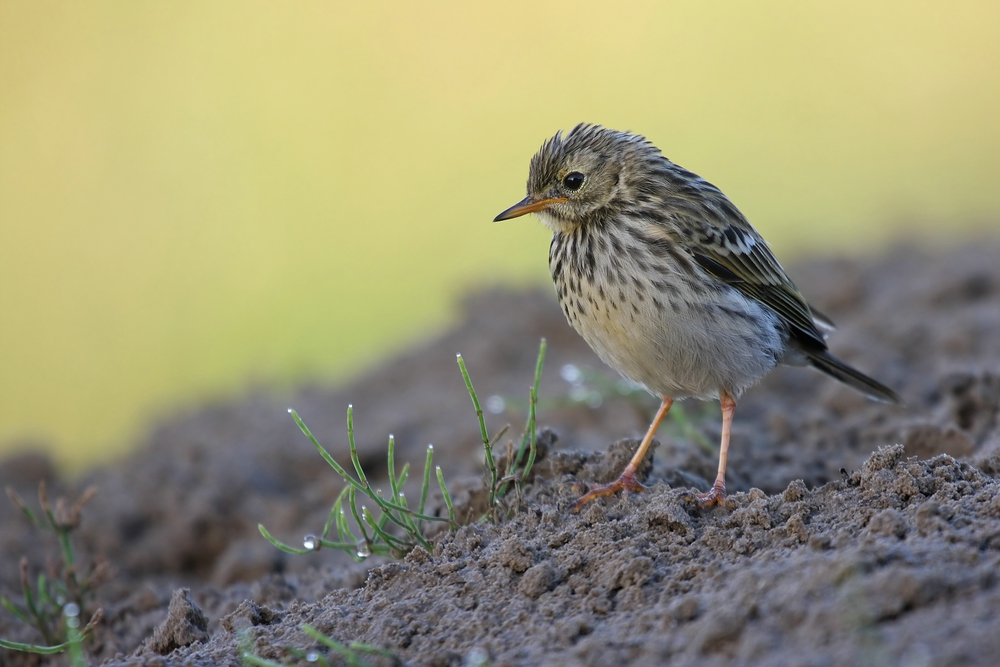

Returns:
1,1,998,469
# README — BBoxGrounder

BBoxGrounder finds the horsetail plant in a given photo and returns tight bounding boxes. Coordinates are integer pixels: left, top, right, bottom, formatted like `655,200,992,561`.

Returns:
259,406,455,560
260,338,548,560
1,483,105,663
457,338,547,513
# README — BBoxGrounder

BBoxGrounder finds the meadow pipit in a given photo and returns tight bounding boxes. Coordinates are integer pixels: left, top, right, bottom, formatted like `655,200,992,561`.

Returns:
494,124,901,509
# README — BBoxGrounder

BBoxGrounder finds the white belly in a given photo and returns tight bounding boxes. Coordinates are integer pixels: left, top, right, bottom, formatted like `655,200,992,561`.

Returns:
561,271,785,400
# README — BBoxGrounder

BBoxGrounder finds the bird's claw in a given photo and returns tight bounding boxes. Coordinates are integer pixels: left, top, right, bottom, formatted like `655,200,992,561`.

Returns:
571,466,646,512
695,481,727,507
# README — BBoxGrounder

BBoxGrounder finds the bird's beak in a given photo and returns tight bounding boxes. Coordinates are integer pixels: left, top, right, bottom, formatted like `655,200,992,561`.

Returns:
493,196,568,222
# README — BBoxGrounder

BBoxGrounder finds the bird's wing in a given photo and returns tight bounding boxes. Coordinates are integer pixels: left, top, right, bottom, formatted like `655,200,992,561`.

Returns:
807,304,836,336
662,193,829,349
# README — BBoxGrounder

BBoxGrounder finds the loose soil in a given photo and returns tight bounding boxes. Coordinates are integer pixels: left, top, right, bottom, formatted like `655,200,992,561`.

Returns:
3,240,1000,666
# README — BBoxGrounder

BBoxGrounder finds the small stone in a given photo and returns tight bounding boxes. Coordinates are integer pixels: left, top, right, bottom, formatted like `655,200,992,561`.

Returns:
498,541,534,573
865,508,908,539
140,589,209,655
808,534,831,551
782,479,807,502
785,513,809,542
519,561,560,598
669,596,701,622
547,531,573,549
915,501,945,533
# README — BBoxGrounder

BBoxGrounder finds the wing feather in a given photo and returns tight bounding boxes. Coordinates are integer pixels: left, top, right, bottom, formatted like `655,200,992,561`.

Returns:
655,187,828,349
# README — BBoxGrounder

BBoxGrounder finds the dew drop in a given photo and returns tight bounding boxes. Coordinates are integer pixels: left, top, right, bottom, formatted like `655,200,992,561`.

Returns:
63,602,80,628
287,408,293,413
586,391,603,409
485,395,506,414
615,379,635,395
428,444,434,451
561,363,583,385
356,540,371,558
306,650,320,662
303,534,320,551
465,647,490,667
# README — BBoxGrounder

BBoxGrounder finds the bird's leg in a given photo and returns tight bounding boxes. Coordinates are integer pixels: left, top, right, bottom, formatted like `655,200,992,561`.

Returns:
697,390,735,506
571,397,673,511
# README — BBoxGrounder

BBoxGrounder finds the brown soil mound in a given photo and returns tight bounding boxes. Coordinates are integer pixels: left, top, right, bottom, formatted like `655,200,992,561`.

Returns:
2,240,1000,666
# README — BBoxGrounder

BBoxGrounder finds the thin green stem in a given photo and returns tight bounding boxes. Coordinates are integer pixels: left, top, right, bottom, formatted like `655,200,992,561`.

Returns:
346,642,398,660
335,492,354,544
0,609,101,656
56,531,75,572
290,410,357,483
5,487,41,527
289,410,447,524
457,354,496,507
396,462,410,490
362,507,413,552
387,435,398,499
346,406,370,488
418,445,433,532
241,654,288,667
436,466,455,524
347,487,371,547
1,597,29,624
522,339,546,481
20,568,51,644
257,524,314,555
0,637,80,655
302,626,364,666
316,538,360,551
321,500,340,541
65,608,85,667
516,338,546,468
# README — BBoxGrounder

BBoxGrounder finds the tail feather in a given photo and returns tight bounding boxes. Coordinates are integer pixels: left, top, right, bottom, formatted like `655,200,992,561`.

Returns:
807,349,902,405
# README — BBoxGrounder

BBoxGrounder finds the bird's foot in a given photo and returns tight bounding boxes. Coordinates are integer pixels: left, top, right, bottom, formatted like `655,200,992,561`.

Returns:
696,480,727,507
571,465,646,512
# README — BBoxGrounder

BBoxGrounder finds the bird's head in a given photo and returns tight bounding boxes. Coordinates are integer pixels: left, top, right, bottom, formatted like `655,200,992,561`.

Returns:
494,124,657,233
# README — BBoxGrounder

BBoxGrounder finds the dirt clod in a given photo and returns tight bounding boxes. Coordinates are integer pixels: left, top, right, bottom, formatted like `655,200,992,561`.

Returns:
140,589,209,656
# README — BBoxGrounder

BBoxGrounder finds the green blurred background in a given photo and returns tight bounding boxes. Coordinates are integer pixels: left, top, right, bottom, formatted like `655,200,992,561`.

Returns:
1,1,998,469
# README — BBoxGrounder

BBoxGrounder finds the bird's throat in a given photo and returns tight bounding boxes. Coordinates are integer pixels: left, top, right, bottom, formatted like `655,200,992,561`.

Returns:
535,209,579,235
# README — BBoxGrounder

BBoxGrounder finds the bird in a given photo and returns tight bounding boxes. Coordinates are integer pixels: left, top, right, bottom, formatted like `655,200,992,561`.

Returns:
493,124,901,510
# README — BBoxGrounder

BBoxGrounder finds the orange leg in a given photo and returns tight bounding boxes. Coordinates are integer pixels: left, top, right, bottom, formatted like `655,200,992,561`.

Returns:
696,390,735,506
571,397,674,511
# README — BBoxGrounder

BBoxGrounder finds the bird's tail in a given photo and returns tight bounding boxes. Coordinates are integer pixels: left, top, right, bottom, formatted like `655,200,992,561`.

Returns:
807,349,902,405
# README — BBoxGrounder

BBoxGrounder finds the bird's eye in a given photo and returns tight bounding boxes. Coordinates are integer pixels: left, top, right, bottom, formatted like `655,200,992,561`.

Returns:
562,172,585,191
